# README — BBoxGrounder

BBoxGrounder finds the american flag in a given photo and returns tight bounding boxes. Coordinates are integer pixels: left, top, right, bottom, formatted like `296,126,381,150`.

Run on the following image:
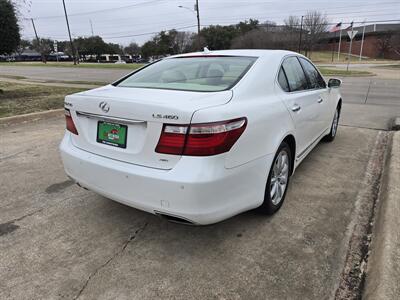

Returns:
345,21,354,30
330,22,342,32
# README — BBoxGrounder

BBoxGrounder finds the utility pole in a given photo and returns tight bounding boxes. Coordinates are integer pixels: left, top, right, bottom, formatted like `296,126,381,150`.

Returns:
89,19,94,36
298,15,304,54
62,0,77,65
31,18,45,63
195,0,201,50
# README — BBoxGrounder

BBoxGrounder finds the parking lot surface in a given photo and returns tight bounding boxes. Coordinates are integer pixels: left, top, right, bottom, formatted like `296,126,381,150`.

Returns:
0,116,385,299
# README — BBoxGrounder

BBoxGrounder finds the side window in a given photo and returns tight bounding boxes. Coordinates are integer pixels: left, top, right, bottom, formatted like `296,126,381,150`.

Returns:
299,58,326,89
281,57,308,92
278,67,290,92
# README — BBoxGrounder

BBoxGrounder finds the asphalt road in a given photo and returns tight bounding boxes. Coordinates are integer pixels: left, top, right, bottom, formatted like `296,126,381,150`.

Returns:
0,117,385,299
1,65,399,130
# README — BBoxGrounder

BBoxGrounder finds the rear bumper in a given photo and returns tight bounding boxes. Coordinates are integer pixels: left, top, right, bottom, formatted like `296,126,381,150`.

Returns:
60,132,273,225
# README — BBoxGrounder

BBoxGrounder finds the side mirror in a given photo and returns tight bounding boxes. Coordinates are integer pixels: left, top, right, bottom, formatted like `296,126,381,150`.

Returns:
328,78,342,88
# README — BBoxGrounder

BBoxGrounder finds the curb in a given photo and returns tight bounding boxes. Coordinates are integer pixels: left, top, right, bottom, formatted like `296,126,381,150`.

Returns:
334,131,390,299
0,109,64,127
392,117,400,131
364,131,400,299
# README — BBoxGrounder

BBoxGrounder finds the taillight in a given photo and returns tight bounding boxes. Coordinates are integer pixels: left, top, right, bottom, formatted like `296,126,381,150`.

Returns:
155,118,247,156
155,125,187,155
65,109,78,135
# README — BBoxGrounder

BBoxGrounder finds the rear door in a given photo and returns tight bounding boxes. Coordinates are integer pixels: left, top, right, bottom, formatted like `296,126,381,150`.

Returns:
278,56,321,157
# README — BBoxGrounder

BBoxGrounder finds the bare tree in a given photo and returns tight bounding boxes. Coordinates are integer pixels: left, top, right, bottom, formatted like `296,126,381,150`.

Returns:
173,31,194,53
302,10,328,57
390,33,400,56
375,33,392,58
231,29,299,51
284,15,300,31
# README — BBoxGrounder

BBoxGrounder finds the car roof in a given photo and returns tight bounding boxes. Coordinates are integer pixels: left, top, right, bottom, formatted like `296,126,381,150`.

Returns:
169,49,297,60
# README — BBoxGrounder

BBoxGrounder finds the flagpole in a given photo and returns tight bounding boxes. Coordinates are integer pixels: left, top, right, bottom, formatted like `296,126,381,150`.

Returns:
337,25,342,61
359,21,366,61
331,30,336,62
346,21,354,71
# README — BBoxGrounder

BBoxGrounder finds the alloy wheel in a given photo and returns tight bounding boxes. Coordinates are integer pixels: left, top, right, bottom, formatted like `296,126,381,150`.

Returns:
270,150,290,205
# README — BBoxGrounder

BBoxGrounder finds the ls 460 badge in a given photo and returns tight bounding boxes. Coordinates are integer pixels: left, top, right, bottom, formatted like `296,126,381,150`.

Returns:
152,114,179,120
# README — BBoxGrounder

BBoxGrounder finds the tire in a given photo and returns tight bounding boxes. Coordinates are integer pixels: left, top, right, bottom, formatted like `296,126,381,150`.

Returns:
324,105,340,142
258,141,291,215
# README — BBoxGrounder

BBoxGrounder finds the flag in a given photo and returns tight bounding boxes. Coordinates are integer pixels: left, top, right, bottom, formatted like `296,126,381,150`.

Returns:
345,21,354,30
330,22,342,32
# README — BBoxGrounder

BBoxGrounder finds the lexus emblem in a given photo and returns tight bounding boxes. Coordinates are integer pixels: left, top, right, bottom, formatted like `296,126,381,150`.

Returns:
99,101,110,113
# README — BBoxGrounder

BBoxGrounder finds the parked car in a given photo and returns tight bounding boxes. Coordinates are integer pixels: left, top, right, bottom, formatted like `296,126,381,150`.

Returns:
60,50,342,225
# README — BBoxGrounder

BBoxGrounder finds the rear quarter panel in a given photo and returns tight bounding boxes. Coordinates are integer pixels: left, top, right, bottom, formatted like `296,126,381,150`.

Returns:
191,95,294,169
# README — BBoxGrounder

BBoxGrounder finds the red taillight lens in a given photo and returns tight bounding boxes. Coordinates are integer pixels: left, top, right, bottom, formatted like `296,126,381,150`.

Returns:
155,125,187,155
65,109,78,135
155,118,247,156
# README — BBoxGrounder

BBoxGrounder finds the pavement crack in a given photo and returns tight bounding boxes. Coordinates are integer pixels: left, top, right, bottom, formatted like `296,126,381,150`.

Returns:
6,207,46,224
74,221,149,300
364,79,372,104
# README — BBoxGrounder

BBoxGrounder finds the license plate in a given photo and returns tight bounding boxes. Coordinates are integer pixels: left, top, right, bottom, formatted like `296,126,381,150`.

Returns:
97,121,127,148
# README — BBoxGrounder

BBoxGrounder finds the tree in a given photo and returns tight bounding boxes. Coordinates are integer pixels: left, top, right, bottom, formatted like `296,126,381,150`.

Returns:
390,33,400,56
32,38,53,63
374,32,400,59
124,42,141,56
284,16,300,32
0,0,20,55
200,25,239,50
231,29,299,51
173,31,194,54
302,11,328,56
17,39,32,54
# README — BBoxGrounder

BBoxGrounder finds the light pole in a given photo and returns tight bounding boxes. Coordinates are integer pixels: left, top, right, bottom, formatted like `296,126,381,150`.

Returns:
178,0,201,50
62,0,77,65
298,15,304,54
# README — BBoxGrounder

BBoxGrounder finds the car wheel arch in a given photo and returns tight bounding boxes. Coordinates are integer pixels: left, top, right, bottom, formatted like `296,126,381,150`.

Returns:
282,134,296,175
273,133,296,176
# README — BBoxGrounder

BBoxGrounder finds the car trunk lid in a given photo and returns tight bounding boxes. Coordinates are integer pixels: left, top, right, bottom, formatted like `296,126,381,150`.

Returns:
66,85,232,170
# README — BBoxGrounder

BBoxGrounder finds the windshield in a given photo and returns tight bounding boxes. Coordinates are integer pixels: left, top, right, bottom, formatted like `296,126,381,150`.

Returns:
115,56,257,92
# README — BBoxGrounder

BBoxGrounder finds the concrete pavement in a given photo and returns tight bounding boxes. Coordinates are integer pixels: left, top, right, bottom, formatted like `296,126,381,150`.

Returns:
1,63,399,299
0,113,392,299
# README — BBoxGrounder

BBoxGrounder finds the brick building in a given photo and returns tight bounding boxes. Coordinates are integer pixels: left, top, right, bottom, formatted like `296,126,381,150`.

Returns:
321,23,400,59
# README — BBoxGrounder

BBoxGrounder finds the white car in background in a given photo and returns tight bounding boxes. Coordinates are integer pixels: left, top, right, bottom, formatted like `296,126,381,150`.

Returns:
60,49,342,225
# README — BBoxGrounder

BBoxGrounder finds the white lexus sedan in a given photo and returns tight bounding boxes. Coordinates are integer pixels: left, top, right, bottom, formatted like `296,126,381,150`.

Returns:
60,50,342,225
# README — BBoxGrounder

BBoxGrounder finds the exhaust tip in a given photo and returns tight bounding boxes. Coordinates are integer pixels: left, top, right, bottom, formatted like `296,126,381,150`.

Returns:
155,211,195,225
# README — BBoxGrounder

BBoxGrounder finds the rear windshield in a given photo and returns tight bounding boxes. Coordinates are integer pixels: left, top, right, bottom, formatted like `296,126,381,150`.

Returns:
115,56,257,92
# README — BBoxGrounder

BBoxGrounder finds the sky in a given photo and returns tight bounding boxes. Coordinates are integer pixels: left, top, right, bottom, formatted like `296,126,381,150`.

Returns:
18,0,400,46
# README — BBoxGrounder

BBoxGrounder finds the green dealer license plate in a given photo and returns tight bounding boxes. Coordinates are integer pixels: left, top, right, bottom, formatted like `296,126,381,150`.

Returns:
97,121,127,148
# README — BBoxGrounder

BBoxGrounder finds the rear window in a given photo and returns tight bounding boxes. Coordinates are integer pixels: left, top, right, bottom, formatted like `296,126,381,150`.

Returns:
115,56,257,92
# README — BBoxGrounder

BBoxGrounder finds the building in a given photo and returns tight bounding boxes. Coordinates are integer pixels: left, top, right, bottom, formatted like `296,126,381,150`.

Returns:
322,23,400,60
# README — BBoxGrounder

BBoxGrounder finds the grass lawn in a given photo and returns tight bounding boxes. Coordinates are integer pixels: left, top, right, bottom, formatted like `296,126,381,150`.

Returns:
319,67,373,77
306,51,396,64
0,82,85,118
0,61,145,70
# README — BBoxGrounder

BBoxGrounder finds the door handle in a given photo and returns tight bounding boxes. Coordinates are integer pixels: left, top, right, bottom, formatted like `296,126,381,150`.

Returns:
291,104,301,112
317,98,323,103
